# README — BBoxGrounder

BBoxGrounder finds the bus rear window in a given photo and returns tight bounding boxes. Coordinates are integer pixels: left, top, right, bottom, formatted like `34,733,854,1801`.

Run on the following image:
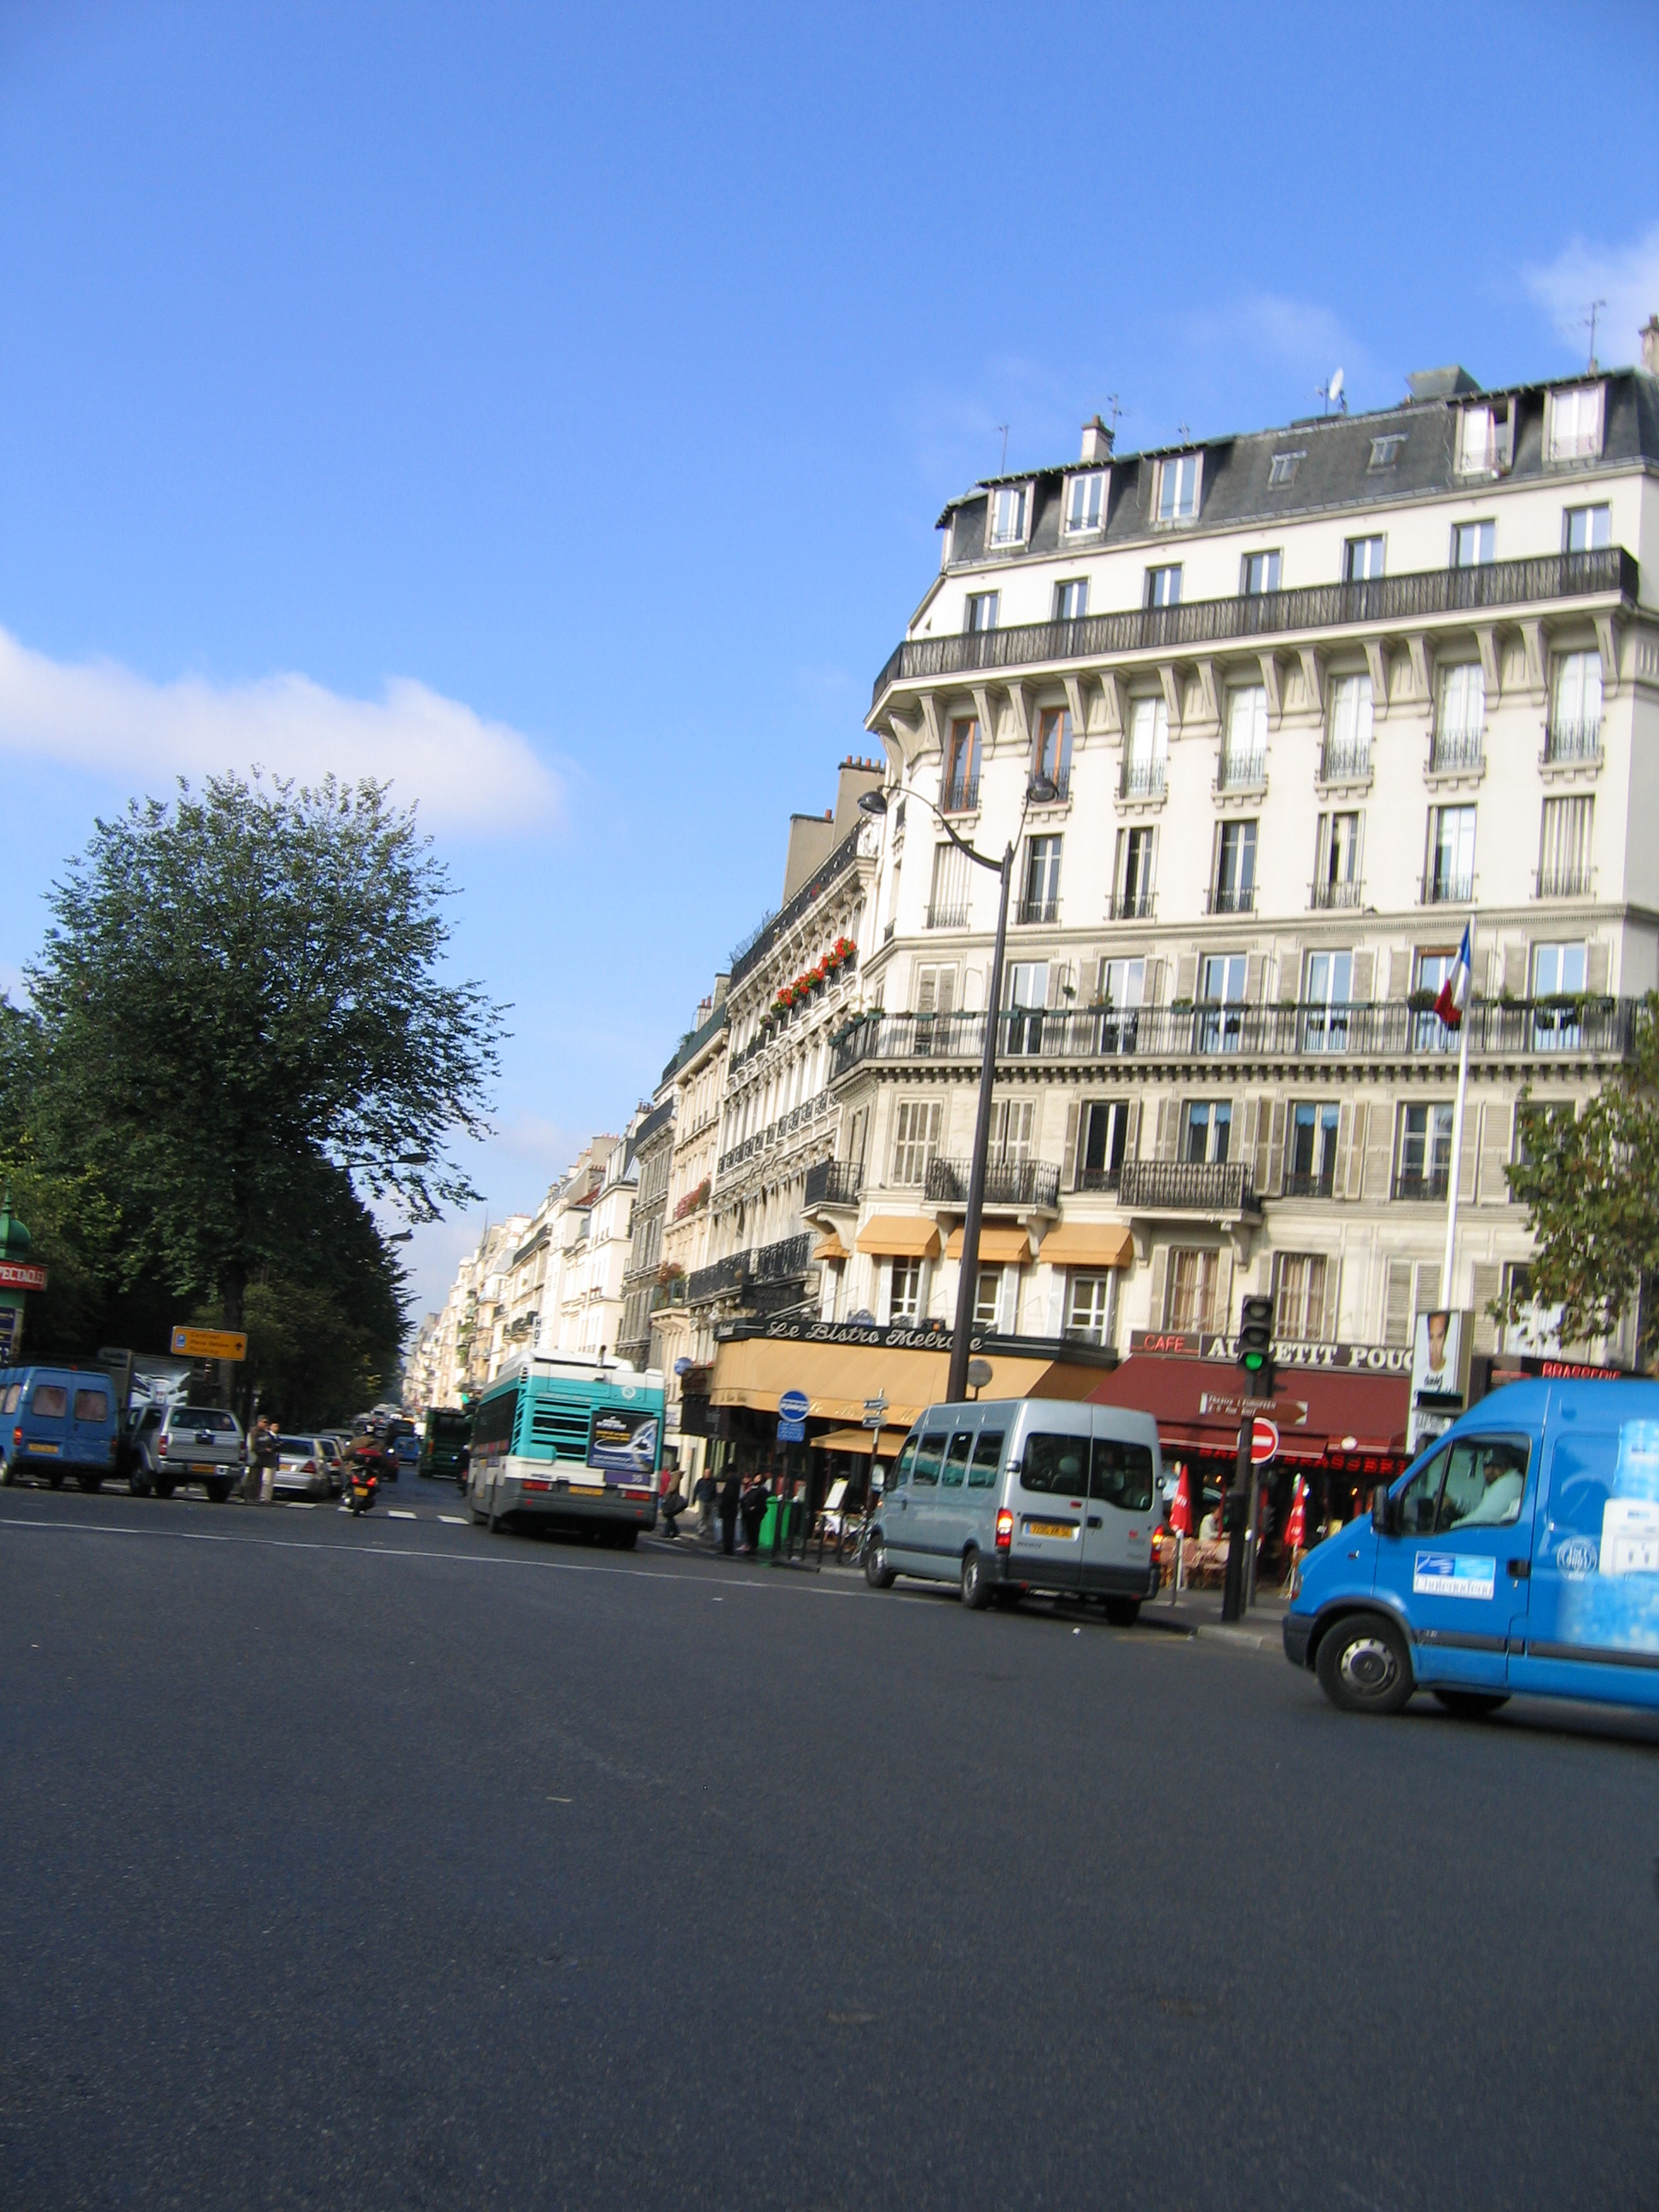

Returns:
73,1390,110,1423
1021,1432,1090,1494
30,1385,68,1419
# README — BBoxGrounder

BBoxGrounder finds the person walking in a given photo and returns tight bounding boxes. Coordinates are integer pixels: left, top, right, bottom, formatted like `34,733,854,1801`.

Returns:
695,1466,718,1545
247,1415,281,1505
719,1470,740,1556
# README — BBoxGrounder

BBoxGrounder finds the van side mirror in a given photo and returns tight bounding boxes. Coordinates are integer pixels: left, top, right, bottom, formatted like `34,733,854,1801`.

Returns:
1371,1486,1394,1537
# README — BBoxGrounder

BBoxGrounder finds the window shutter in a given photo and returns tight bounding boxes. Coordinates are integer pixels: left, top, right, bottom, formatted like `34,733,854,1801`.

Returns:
1124,1099,1142,1162
1046,962,1068,1010
1477,1101,1511,1203
1388,948,1412,1000
1264,1096,1288,1196
1149,1245,1170,1329
1362,1101,1392,1201
1175,952,1198,1002
1155,1097,1180,1161
939,968,957,1016
1333,1098,1357,1200
1319,1258,1342,1344
1144,958,1166,1005
916,969,937,1016
1414,1260,1441,1315
1458,1108,1478,1202
1383,1258,1413,1346
1244,953,1265,1004
1470,1262,1501,1353
1502,940,1528,998
1239,1097,1261,1182
1586,940,1610,995
1062,1098,1081,1191
1213,1249,1235,1336
1351,950,1375,1003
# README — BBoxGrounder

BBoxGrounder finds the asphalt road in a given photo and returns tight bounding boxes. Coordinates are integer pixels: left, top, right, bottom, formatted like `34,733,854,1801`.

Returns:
3,1479,1658,2212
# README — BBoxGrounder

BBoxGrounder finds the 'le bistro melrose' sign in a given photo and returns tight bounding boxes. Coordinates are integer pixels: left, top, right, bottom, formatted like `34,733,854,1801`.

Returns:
0,1260,47,1292
1128,1329,1413,1374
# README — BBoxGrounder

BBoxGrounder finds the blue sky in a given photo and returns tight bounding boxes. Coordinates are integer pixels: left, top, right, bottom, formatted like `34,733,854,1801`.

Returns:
2,0,1656,1311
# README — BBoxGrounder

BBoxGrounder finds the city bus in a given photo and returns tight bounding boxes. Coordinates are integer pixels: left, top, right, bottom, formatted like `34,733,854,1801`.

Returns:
419,1405,473,1483
466,1352,663,1545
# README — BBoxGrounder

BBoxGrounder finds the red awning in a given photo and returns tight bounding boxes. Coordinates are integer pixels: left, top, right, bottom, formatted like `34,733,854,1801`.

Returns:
1088,1355,1409,1471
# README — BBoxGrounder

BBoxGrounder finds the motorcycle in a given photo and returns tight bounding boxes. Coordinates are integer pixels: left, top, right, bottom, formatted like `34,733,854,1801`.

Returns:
341,1458,379,1516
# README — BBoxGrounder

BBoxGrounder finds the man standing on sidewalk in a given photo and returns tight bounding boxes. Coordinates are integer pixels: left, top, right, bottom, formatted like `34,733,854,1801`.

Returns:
247,1415,280,1505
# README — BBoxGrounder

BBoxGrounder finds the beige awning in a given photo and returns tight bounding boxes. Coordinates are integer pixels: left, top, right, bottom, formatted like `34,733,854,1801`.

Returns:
855,1216,942,1259
812,1231,848,1262
707,1333,1109,1429
816,1423,910,1454
1036,1221,1136,1269
944,1225,1033,1263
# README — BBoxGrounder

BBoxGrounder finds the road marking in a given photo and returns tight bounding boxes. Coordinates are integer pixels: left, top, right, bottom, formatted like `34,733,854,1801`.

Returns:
387,1509,416,1520
438,1514,467,1526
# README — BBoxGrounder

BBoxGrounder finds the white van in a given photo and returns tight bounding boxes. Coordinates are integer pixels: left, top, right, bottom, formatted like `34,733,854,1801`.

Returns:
864,1397,1163,1622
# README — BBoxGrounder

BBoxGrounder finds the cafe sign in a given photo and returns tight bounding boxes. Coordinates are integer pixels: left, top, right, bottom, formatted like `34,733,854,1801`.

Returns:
1129,1329,1413,1374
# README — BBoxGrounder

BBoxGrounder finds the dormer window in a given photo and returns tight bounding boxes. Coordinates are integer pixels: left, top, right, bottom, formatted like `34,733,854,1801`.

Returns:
987,484,1030,547
1458,399,1513,475
1156,451,1202,523
1268,451,1304,486
1547,383,1604,463
1063,469,1107,534
1368,434,1406,471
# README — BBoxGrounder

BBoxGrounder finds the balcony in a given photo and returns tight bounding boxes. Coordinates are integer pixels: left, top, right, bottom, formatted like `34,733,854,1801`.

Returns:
1534,865,1595,900
1543,718,1602,767
1421,870,1475,905
1394,1171,1450,1203
1033,767,1071,803
729,822,866,988
1206,883,1255,915
829,995,1639,1080
1120,759,1167,801
1108,888,1155,919
1215,748,1266,793
1310,877,1364,911
1016,897,1060,925
804,1158,864,1210
1074,1167,1122,1193
926,903,969,930
1282,1169,1336,1199
872,547,1638,708
1318,739,1372,784
687,1249,754,1306
1117,1160,1260,1215
941,776,980,814
924,1156,1062,1210
1429,727,1485,776
754,1231,813,1282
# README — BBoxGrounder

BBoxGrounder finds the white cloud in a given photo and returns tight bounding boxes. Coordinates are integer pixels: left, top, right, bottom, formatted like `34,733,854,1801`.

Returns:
0,626,564,833
1181,292,1370,399
1525,224,1659,365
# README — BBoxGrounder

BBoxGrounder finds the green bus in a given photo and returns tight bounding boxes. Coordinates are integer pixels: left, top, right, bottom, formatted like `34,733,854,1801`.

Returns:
419,1406,474,1483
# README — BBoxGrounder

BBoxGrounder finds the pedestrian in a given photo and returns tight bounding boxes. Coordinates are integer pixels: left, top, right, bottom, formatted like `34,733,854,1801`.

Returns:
247,1415,281,1505
695,1465,718,1544
658,1465,687,1540
739,1471,768,1554
719,1470,740,1556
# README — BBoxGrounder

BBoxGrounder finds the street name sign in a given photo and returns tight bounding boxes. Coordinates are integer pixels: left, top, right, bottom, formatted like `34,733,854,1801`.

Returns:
171,1326,248,1361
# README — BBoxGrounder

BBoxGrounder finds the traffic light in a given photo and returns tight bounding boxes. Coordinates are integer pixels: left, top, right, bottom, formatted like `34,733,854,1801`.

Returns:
1237,1294,1276,1398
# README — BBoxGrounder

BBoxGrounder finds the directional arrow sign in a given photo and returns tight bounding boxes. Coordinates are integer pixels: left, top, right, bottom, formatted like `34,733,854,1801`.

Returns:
1250,1416,1280,1466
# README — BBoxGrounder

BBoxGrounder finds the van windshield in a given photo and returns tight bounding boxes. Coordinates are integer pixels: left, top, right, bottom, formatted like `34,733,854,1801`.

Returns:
1022,1432,1090,1495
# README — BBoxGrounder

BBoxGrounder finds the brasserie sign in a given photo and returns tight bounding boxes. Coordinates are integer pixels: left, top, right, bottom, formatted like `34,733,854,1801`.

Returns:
1129,1329,1413,1374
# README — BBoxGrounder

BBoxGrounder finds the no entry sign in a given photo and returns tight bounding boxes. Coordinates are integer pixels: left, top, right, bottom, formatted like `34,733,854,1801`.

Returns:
1251,1416,1280,1465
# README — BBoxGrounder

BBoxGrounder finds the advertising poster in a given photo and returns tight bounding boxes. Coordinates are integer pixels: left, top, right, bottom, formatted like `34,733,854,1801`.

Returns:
588,1407,661,1480
1408,1309,1470,1453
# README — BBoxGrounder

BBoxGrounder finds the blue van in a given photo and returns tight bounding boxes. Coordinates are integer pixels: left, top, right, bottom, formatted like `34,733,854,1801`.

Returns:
1285,1377,1659,1718
0,1365,124,1491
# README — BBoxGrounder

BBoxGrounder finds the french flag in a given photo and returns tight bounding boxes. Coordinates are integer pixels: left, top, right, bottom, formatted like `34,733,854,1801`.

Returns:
1435,923,1473,1030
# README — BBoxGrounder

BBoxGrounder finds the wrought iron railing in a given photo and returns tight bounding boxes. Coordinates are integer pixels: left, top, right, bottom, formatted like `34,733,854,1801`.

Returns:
1206,884,1255,915
1282,1169,1337,1200
1544,717,1602,766
941,776,979,814
1535,866,1595,899
1429,727,1485,775
872,547,1637,706
804,1159,864,1208
927,903,969,929
1216,748,1266,791
716,1088,833,1177
1421,870,1476,905
1310,878,1364,911
1016,897,1060,925
1394,1172,1450,1203
1109,888,1155,919
729,824,866,988
1318,739,1371,783
1120,759,1167,800
1116,1160,1259,1214
924,1156,1062,1209
829,996,1639,1080
688,1249,753,1305
754,1231,814,1282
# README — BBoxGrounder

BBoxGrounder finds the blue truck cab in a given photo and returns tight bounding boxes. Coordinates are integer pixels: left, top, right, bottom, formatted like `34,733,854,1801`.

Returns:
1285,1377,1659,1719
1,1364,124,1491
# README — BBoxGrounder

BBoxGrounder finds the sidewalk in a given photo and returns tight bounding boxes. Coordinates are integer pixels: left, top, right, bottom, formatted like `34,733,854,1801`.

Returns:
1140,1578,1293,1651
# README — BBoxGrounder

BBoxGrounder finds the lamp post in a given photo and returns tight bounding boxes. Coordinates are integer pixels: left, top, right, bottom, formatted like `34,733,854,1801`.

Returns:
859,771,1055,1404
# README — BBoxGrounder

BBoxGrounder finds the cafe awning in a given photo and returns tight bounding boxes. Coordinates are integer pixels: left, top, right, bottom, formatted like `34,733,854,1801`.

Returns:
943,1225,1033,1263
855,1216,942,1259
1035,1221,1135,1269
709,1331,1105,1430
812,1231,848,1262
1088,1354,1408,1470
815,1423,910,1454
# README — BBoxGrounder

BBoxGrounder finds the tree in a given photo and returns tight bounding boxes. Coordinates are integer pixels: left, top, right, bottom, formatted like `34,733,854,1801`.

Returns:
27,773,506,1338
1505,992,1659,1365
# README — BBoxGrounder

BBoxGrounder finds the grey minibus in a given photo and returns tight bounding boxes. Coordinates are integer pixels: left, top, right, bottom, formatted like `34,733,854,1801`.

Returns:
864,1397,1162,1621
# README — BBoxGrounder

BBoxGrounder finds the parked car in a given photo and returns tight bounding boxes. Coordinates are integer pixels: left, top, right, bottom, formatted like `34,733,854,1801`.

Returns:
1,1365,123,1490
130,1406,244,1502
271,1434,342,1499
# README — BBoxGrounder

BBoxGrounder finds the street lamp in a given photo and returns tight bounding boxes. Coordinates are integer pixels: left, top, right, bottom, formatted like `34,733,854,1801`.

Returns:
859,768,1057,1403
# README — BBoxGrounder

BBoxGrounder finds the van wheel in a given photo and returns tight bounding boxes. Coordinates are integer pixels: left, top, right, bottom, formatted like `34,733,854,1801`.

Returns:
1103,1597,1141,1627
1316,1613,1413,1715
1432,1688,1510,1719
0,1458,11,1485
960,1548,993,1610
864,1533,896,1590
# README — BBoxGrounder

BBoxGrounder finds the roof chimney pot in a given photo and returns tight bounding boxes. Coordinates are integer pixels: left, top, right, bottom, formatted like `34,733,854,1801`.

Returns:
1080,415,1114,464
1642,315,1659,379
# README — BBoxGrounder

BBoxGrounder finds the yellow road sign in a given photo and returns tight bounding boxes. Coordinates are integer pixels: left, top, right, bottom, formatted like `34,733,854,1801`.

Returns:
171,1326,247,1361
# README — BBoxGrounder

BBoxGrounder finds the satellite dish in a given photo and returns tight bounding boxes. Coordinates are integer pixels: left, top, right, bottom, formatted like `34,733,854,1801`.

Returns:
1329,367,1344,405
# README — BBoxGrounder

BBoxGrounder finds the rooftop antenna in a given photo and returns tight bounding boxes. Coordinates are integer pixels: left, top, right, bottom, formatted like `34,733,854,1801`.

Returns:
996,422,1010,471
1106,393,1126,434
1584,298,1606,374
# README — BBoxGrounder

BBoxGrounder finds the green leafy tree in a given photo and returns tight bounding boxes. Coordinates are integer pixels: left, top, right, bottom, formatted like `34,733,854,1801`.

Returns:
27,773,506,1338
1505,992,1659,1364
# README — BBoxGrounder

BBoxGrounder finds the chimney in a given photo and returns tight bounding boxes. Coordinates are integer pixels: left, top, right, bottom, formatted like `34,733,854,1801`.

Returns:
1642,315,1659,378
1080,415,1114,464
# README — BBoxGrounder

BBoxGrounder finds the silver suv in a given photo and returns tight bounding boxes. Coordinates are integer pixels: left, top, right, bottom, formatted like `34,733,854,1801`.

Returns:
128,1405,244,1502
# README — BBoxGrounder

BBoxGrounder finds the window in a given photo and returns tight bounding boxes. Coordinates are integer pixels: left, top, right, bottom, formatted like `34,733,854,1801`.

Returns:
1538,796,1593,899
1433,662,1485,771
1122,695,1168,799
943,718,980,812
1564,504,1611,554
1166,1248,1220,1332
928,840,970,928
1054,579,1088,623
1064,471,1106,534
1426,806,1476,903
1303,950,1353,1051
1313,810,1364,910
1090,1435,1155,1512
974,1268,1002,1327
1549,649,1602,760
1458,405,1501,474
1344,535,1385,582
1452,520,1495,568
1547,384,1604,464
1286,1102,1341,1196
1212,819,1257,914
1324,672,1373,779
989,1098,1035,1167
1532,941,1586,1050
1019,835,1062,923
1020,1432,1091,1496
911,1427,945,1482
1184,1099,1232,1164
1394,1435,1529,1535
1274,1253,1330,1341
1268,451,1304,486
1220,685,1267,787
1241,550,1281,597
1145,563,1183,608
1005,960,1049,1055
891,1100,942,1185
1412,948,1459,1050
969,1431,1004,1487
73,1388,110,1422
1099,956,1144,1011
1157,451,1201,523
988,485,1028,546
31,1385,68,1418
888,1257,925,1324
1198,951,1247,1053
1033,706,1073,795
1112,827,1155,917
1382,1256,1441,1347
1399,1103,1454,1198
964,591,999,634
941,1430,972,1488
1067,1272,1115,1348
1368,434,1406,470
1077,1099,1131,1190
913,963,957,1016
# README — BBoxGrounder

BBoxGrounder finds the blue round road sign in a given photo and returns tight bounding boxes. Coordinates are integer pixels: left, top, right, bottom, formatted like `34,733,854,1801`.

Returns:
778,1388,810,1422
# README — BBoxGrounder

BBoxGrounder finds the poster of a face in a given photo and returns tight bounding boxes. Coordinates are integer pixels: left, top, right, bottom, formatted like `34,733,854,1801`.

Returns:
1412,1308,1463,1400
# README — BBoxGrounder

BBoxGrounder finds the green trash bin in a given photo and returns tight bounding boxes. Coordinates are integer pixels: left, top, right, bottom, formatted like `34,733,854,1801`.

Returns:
759,1497,779,1551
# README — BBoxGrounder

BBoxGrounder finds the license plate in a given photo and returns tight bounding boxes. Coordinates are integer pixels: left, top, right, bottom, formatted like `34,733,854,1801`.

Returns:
1025,1520,1077,1540
195,1464,217,1475
33,1441,59,1454
569,1483,604,1497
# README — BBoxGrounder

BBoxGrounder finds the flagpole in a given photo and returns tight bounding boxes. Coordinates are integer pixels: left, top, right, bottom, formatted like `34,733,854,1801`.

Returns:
1441,922,1474,1305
